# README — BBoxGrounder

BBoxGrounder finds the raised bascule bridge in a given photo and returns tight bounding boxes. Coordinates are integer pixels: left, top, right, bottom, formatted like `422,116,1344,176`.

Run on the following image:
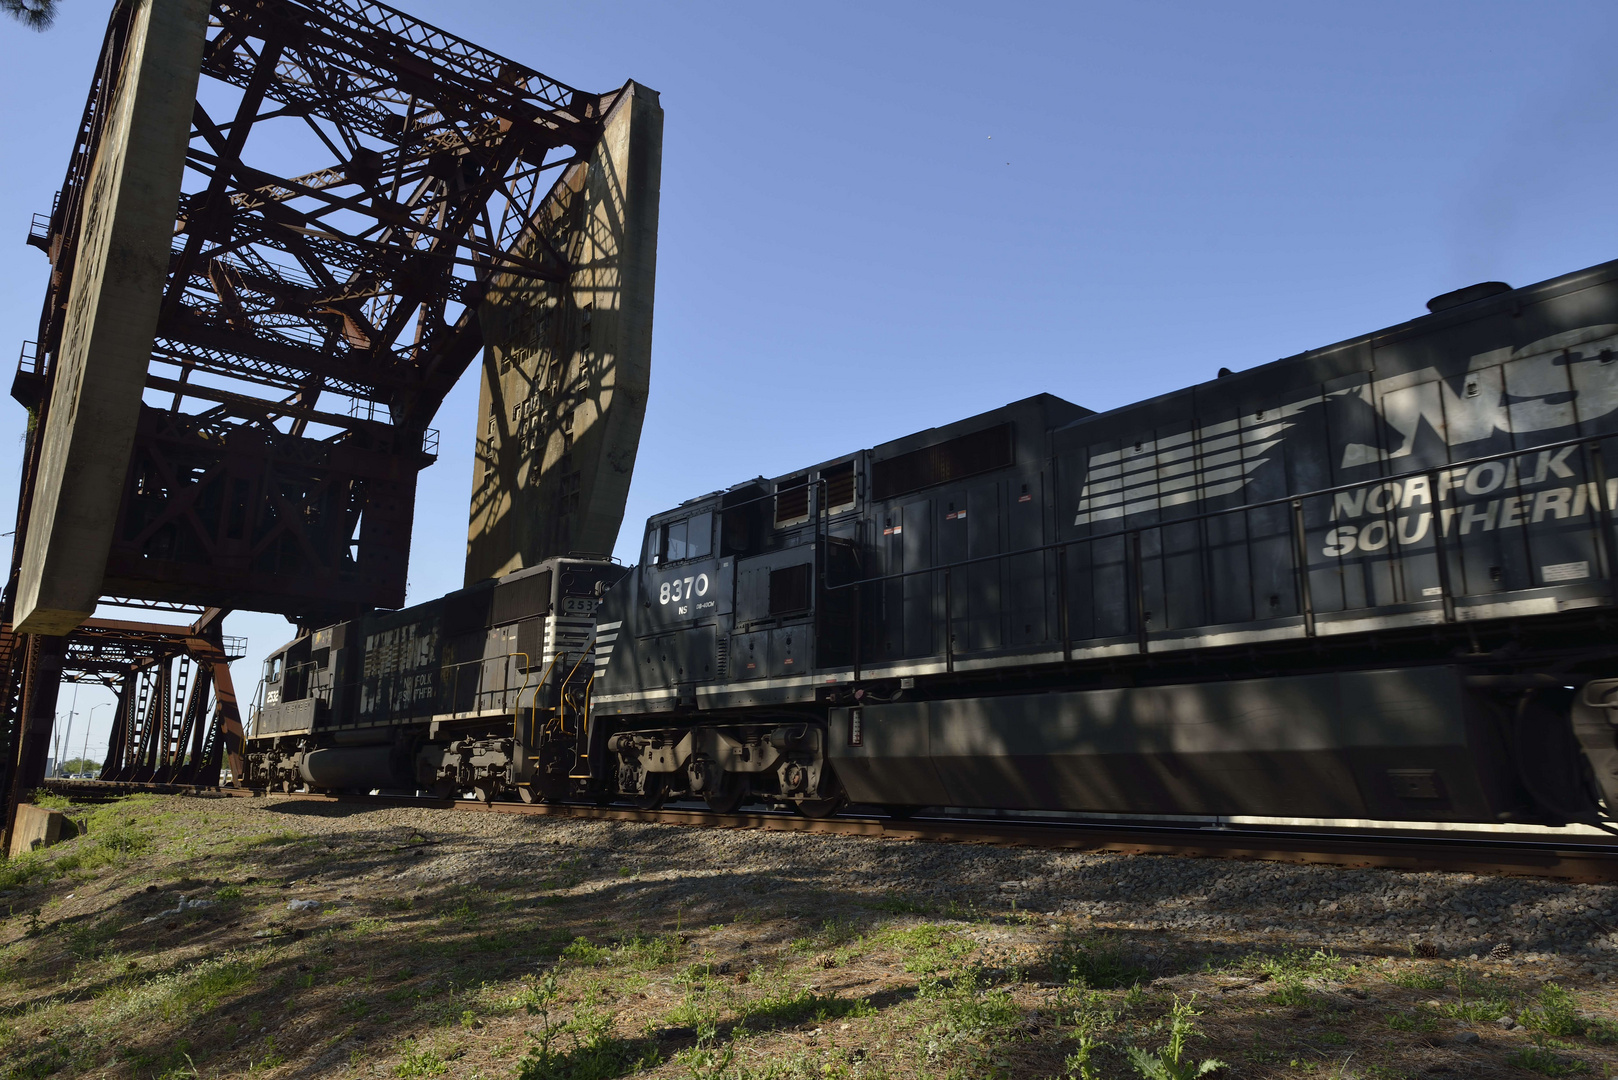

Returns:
0,0,661,847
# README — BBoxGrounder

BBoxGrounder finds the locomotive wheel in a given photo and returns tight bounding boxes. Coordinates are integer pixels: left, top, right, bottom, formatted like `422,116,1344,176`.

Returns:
1513,689,1600,822
473,782,494,804
632,774,667,811
517,785,537,804
703,780,747,815
794,794,845,819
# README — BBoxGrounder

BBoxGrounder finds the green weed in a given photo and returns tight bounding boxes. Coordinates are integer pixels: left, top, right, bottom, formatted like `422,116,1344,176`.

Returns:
1253,947,1349,1008
65,916,122,959
0,850,53,892
618,932,683,969
1059,987,1118,1080
395,1040,449,1078
339,996,373,1020
560,937,613,967
1519,984,1618,1042
921,966,1023,1061
246,1035,286,1073
1436,993,1509,1022
1255,947,1350,983
516,1000,658,1080
1125,996,1225,1080
1385,1008,1438,1033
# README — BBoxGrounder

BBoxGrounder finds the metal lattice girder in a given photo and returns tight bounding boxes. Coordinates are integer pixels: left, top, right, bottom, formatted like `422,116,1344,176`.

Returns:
12,0,631,625
163,0,604,429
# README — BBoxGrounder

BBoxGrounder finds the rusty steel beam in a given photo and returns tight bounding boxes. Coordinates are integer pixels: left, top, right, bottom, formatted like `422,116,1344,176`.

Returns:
1,0,630,849
9,0,621,628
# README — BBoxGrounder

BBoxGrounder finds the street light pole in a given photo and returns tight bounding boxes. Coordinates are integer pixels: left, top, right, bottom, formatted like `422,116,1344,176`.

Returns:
57,683,80,778
85,703,107,776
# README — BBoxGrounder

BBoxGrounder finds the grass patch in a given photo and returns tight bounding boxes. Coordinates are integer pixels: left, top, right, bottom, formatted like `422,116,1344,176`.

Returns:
560,937,613,967
879,924,974,975
93,953,263,1029
1385,1008,1438,1034
619,932,682,969
868,896,930,916
1253,946,1351,983
1506,1043,1592,1076
1520,983,1618,1043
788,918,862,954
1382,964,1445,991
738,986,874,1031
1246,946,1351,1007
0,850,55,892
1046,932,1147,989
1434,968,1509,1024
395,1039,449,1077
917,965,1024,1074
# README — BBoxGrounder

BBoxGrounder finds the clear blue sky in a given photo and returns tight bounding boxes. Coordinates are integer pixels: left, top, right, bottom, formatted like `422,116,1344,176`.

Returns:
4,0,1618,763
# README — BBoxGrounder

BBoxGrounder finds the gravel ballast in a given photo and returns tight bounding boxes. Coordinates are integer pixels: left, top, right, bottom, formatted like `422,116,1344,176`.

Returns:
1,792,1615,1079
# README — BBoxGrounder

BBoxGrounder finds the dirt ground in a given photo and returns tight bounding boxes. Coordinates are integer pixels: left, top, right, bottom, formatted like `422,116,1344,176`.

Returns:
2,792,1617,1080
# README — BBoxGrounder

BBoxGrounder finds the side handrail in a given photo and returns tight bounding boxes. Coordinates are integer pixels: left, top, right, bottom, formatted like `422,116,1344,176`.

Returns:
507,650,534,749
820,429,1618,593
440,651,545,715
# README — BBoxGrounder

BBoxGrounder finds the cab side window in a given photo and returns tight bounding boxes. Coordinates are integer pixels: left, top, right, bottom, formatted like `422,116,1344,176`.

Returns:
687,512,713,559
663,520,688,562
649,512,714,565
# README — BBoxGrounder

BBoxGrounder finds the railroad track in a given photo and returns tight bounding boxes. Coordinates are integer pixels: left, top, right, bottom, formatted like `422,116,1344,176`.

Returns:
39,777,1618,884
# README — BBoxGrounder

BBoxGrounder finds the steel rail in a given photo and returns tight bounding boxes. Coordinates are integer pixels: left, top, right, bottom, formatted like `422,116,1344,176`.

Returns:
40,779,1618,884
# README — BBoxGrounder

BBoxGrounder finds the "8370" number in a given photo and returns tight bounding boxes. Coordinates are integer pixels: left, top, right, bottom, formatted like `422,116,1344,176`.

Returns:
659,573,710,605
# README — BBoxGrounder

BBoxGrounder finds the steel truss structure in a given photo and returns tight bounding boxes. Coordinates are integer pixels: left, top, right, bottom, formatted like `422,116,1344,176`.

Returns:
74,612,248,785
4,0,625,846
0,612,247,814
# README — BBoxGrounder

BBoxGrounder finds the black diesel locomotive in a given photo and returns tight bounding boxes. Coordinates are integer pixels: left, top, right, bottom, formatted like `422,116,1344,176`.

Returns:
249,260,1618,827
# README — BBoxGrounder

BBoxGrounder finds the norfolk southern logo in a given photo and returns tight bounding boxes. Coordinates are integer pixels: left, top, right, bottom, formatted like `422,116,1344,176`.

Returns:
1072,405,1308,525
1074,326,1618,556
